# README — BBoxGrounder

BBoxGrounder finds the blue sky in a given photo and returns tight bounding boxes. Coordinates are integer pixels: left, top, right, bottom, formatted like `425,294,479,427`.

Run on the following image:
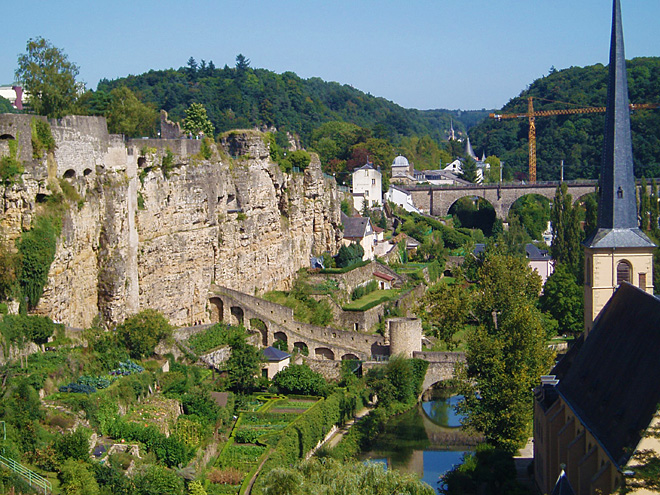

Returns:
3,0,659,110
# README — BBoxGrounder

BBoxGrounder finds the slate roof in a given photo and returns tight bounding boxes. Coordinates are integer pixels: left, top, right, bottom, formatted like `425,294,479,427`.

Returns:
341,212,372,239
262,346,291,362
552,283,660,467
525,243,551,261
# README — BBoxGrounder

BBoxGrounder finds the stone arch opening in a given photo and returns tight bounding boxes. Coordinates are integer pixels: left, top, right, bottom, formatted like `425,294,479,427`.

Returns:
209,297,224,323
293,341,309,356
315,347,335,360
0,134,15,140
447,196,496,236
616,260,632,285
273,331,287,343
250,318,268,346
508,193,552,241
341,353,359,361
137,156,147,167
63,169,76,179
230,306,244,326
371,342,389,359
83,168,92,177
0,135,15,156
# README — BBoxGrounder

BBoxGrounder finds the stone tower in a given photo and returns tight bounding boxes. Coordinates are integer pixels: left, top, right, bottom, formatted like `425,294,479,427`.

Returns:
583,0,655,333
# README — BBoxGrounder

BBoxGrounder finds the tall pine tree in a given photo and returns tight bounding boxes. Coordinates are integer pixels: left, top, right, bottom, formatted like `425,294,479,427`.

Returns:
551,183,583,281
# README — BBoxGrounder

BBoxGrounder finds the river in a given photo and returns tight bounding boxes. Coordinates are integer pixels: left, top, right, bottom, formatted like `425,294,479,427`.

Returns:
359,393,481,493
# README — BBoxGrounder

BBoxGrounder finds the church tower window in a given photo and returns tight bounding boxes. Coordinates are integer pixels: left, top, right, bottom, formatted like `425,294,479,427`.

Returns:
616,260,632,285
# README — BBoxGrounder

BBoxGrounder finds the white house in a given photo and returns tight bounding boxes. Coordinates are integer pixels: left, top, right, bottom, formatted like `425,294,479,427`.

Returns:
385,184,422,214
0,86,24,110
352,163,382,211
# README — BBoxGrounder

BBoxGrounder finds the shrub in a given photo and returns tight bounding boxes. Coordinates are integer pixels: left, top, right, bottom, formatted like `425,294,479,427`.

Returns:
54,428,90,462
0,314,56,346
116,309,172,358
272,364,329,397
31,118,56,159
18,215,60,309
234,429,262,444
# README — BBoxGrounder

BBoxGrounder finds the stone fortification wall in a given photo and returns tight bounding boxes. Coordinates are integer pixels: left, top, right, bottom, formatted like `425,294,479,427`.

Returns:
128,138,201,158
0,113,342,328
212,286,385,360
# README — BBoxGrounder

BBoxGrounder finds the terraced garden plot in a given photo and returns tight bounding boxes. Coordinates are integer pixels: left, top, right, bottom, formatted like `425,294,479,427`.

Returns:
269,399,319,413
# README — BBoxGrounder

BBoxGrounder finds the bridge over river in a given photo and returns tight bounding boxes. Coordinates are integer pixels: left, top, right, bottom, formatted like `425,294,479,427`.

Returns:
206,285,464,392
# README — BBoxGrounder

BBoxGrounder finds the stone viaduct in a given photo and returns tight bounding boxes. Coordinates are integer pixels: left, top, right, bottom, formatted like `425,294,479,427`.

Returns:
405,180,599,220
208,285,464,392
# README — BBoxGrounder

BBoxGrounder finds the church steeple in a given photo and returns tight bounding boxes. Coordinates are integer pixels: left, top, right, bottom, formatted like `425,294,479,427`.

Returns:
585,0,654,248
584,0,655,333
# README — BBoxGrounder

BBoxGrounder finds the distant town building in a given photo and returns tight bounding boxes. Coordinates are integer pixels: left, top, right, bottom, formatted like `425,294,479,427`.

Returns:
0,86,24,110
351,163,382,211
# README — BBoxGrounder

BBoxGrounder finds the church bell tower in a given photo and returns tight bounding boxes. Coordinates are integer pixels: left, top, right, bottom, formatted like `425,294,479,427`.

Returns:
584,0,656,333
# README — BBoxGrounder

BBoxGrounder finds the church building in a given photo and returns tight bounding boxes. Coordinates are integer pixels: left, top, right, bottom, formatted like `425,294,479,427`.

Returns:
534,2,660,494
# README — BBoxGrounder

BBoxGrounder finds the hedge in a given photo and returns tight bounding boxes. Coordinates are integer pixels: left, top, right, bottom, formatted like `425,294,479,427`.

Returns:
319,260,370,274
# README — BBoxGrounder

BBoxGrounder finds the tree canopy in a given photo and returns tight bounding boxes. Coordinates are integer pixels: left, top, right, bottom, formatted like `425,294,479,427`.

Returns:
15,37,80,118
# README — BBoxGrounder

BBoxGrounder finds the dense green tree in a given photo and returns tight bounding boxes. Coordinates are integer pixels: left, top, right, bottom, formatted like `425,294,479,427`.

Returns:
182,102,214,137
15,37,80,118
416,282,471,349
260,458,434,495
460,158,478,183
0,95,16,113
640,177,651,231
551,183,583,280
508,194,551,240
540,263,584,335
115,309,172,359
651,179,660,236
583,192,599,239
225,332,263,394
59,459,100,495
133,465,184,495
106,86,158,137
335,243,364,268
272,364,329,396
456,251,554,453
54,429,90,462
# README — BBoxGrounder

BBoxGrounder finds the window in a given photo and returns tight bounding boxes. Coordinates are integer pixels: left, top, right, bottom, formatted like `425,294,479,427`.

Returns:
639,272,647,290
585,258,592,286
372,178,375,185
617,261,632,285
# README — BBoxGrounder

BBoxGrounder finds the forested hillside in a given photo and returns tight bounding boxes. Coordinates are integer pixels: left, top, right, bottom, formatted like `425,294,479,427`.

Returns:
469,57,660,181
94,56,488,146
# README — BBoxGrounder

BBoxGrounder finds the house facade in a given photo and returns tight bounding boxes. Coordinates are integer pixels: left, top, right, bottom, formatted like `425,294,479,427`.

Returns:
352,163,382,211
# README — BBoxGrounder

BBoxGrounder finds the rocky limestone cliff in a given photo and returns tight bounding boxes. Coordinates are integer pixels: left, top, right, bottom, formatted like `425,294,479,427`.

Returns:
0,115,342,328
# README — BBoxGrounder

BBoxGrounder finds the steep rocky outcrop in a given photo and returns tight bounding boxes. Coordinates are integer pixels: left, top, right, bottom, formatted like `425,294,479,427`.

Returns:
0,115,342,328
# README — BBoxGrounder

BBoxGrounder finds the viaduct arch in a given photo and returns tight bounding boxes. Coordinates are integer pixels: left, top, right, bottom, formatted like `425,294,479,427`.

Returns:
208,285,387,362
405,181,598,220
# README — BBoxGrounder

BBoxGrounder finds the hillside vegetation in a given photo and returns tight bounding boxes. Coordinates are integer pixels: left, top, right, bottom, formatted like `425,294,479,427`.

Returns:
469,57,660,181
93,57,488,146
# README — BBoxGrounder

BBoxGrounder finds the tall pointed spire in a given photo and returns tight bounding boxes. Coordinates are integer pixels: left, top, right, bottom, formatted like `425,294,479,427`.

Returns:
586,0,654,248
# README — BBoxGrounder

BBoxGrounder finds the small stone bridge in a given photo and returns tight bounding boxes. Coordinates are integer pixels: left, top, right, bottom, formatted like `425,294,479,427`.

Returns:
405,180,598,220
208,285,464,392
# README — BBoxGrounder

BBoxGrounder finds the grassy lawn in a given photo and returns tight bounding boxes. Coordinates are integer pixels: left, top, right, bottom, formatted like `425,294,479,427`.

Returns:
343,289,401,311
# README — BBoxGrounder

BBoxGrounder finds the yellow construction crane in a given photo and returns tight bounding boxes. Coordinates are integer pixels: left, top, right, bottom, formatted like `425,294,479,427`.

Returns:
489,96,658,182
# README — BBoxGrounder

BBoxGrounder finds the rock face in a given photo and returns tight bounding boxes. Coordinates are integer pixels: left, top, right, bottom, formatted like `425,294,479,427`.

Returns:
0,115,342,328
